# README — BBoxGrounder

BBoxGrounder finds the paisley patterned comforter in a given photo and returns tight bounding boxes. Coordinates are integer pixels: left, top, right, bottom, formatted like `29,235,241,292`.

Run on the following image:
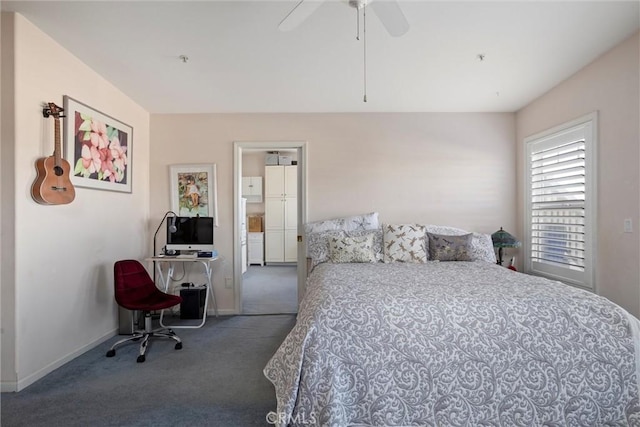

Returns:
264,262,640,426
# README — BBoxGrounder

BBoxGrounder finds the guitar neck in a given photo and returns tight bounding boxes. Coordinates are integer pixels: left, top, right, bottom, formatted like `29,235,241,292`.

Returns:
53,117,62,166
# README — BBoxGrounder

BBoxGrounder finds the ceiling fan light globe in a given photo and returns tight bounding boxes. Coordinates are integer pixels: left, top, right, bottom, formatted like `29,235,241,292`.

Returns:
348,0,367,10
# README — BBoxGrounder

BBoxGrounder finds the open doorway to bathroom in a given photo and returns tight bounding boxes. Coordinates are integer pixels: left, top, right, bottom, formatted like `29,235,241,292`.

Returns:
233,142,307,315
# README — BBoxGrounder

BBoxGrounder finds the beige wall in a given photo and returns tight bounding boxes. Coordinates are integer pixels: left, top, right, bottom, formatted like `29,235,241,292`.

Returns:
1,11,17,389
516,32,640,317
1,13,151,391
151,113,517,311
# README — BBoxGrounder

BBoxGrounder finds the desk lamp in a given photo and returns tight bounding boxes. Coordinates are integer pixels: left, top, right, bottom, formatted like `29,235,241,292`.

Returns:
491,227,521,266
152,211,177,283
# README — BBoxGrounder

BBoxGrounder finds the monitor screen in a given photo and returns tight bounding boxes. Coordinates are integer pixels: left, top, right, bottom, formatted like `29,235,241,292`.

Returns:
166,216,214,252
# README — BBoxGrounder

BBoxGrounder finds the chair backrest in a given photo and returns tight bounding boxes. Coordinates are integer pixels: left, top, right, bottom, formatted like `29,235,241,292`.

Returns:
113,260,158,310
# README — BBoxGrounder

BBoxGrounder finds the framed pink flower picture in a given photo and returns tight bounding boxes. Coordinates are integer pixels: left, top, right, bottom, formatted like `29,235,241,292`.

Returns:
63,96,133,193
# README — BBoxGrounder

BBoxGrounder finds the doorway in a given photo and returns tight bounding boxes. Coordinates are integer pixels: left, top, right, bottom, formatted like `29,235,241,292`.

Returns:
233,142,307,315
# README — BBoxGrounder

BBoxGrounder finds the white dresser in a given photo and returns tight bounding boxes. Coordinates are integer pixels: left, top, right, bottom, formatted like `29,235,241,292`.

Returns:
248,232,264,266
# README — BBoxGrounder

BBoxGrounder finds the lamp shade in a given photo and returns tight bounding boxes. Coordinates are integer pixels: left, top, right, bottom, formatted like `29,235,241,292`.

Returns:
491,227,521,248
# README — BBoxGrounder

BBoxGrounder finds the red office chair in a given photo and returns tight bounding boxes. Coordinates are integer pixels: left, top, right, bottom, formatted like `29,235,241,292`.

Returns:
106,260,183,363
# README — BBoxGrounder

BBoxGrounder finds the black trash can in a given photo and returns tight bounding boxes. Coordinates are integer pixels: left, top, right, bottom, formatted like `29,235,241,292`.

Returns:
180,286,206,319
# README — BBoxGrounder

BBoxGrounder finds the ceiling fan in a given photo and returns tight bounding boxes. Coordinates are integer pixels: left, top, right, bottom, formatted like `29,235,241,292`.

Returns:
279,0,409,102
279,0,410,38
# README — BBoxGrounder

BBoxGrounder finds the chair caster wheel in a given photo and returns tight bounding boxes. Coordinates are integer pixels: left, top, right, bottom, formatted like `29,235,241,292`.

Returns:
175,342,183,350
137,355,146,363
106,349,116,357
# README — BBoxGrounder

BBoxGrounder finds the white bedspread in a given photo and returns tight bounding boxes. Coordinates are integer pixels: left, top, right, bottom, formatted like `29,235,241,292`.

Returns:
264,262,640,426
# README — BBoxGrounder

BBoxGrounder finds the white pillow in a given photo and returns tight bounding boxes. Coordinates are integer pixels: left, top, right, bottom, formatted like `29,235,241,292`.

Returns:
383,224,427,263
304,212,379,235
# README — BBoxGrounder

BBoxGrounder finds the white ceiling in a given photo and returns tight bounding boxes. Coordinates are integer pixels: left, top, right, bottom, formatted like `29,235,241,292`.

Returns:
3,1,638,113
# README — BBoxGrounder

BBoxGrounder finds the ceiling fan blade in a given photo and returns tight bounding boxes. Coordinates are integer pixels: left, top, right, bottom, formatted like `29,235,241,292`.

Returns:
278,0,326,32
369,0,409,37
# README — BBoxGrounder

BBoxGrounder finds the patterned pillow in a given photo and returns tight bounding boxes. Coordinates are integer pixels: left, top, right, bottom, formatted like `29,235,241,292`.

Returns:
424,225,496,263
306,230,345,270
427,232,473,261
345,229,383,262
470,233,497,263
304,212,379,235
329,233,377,263
383,224,427,263
424,224,469,236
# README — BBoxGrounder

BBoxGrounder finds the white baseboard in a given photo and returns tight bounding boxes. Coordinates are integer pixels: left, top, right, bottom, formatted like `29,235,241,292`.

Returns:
4,328,117,392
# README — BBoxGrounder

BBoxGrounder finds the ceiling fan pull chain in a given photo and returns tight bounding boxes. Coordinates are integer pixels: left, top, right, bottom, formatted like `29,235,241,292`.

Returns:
363,4,367,102
356,6,360,40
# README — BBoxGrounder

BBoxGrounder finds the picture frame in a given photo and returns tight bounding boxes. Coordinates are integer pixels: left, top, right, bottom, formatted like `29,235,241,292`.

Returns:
170,164,219,225
63,96,133,193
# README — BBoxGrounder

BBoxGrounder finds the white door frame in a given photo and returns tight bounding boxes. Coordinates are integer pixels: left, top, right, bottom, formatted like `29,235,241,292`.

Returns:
233,141,308,314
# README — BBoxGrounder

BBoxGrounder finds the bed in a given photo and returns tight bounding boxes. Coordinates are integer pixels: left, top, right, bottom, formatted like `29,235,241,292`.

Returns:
264,218,640,426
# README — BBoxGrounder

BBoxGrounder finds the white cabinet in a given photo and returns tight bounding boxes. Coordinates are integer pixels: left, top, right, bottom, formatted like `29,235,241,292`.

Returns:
241,176,263,203
264,165,297,263
248,232,264,266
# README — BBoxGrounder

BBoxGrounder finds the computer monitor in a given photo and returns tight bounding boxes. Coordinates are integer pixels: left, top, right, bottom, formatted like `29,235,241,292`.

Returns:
166,216,214,253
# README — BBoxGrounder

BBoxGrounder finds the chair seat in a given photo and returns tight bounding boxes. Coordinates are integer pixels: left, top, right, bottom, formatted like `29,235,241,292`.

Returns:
122,293,182,311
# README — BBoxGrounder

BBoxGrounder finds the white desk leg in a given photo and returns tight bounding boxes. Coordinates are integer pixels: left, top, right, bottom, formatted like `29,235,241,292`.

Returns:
180,260,207,328
158,262,175,328
182,260,216,328
202,260,218,317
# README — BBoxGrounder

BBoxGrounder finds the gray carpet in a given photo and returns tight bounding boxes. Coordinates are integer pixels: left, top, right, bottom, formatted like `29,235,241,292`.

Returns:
242,266,298,315
1,314,296,427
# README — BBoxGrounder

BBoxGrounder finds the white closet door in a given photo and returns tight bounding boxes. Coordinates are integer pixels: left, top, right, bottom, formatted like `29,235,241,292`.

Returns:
284,197,297,230
284,230,298,262
265,166,284,198
265,230,284,262
264,164,298,263
264,198,284,230
284,165,297,196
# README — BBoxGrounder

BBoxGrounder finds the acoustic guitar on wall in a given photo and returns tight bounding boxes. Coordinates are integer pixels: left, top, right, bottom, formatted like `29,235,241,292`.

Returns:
31,102,76,205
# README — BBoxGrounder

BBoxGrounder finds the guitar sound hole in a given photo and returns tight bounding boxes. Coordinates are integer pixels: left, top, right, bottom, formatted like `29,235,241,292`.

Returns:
54,166,64,176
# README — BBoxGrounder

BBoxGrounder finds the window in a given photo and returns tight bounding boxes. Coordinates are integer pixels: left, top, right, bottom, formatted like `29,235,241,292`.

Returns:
524,113,597,290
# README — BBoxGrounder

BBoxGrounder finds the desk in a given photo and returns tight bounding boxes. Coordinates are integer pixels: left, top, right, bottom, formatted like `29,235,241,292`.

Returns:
146,256,218,328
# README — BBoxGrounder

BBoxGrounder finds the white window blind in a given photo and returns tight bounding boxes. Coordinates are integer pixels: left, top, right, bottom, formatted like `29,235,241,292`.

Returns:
524,114,596,290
